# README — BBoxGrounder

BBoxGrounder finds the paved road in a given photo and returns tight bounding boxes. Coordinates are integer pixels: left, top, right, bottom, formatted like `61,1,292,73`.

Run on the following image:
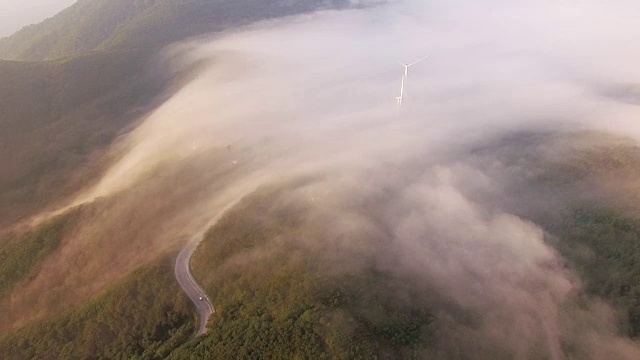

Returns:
175,233,215,336
174,194,249,336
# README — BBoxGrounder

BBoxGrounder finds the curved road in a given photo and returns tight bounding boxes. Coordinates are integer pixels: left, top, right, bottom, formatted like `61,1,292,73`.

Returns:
174,194,249,336
175,233,215,336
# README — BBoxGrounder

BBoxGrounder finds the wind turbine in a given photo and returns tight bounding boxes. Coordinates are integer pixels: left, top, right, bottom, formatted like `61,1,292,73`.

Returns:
396,55,429,110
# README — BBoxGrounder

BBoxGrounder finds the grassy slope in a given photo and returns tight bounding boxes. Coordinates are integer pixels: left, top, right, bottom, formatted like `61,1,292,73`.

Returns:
0,257,194,360
169,186,433,359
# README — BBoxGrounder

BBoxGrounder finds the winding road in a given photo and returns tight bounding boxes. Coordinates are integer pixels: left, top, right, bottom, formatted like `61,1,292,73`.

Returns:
174,193,250,336
175,232,215,336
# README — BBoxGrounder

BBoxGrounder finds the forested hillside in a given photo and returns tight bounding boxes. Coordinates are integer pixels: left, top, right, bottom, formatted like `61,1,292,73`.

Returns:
0,0,350,61
2,132,640,359
0,257,194,360
0,210,80,298
0,50,165,227
555,208,640,337
472,131,640,341
173,184,435,359
0,183,436,360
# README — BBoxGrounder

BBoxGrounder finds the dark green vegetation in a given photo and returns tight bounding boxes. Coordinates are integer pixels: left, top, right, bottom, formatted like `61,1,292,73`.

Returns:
488,131,640,340
552,207,640,338
0,257,194,360
0,210,79,296
169,186,434,359
0,0,350,61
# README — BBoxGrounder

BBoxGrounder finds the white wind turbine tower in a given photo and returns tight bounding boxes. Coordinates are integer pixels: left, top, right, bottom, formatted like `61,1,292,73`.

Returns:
396,55,429,110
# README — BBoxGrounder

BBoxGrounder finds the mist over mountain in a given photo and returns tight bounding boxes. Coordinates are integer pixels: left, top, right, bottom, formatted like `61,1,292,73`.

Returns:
0,0,356,229
2,0,640,359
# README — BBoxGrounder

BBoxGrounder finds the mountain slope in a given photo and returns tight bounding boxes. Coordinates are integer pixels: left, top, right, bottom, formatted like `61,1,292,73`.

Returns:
0,0,352,227
0,50,166,227
183,184,434,359
0,257,194,360
2,132,640,359
0,0,349,61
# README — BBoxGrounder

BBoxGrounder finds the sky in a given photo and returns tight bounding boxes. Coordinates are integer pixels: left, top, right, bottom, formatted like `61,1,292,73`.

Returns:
0,0,76,37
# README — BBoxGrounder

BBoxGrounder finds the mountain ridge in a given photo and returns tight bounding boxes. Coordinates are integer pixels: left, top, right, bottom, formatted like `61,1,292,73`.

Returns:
0,0,349,62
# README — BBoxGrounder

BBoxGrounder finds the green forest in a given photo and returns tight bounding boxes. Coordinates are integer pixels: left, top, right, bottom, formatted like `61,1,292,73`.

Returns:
170,187,434,359
0,183,437,359
3,133,640,359
4,178,640,359
0,257,194,360
0,210,79,297
552,207,640,337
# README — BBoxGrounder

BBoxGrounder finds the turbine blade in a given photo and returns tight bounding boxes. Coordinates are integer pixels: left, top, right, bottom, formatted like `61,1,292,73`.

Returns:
408,54,429,67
